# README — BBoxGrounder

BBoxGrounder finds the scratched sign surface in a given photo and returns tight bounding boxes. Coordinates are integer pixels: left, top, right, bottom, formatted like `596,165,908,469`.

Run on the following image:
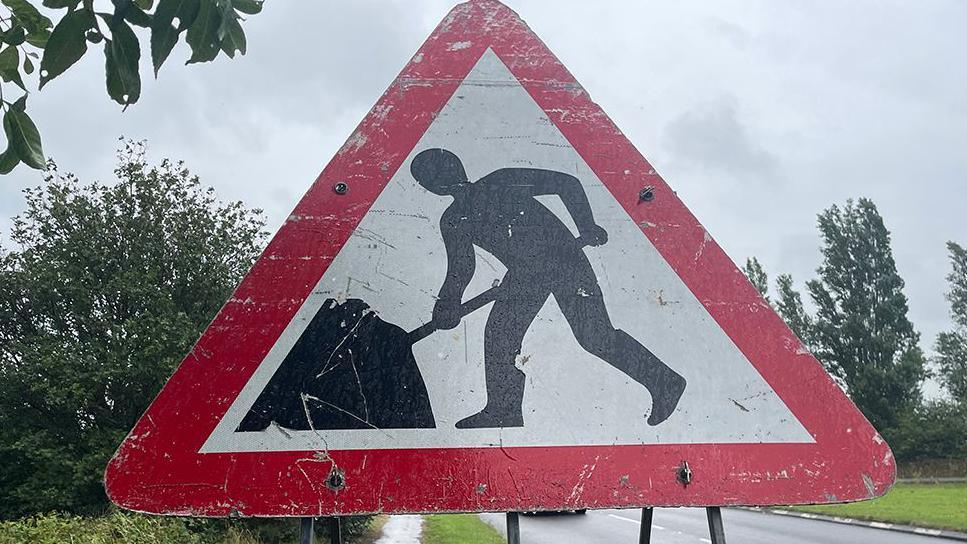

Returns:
106,0,894,516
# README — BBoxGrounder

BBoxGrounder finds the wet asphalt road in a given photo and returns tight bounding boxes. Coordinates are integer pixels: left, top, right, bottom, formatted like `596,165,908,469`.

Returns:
479,507,961,544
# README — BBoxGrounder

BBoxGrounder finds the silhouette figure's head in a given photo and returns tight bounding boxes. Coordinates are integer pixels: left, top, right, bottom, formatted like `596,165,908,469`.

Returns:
411,148,468,195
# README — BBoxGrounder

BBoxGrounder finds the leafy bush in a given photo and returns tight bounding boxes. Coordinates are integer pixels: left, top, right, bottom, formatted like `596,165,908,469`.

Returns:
0,142,266,518
899,458,967,479
0,511,210,544
887,400,967,463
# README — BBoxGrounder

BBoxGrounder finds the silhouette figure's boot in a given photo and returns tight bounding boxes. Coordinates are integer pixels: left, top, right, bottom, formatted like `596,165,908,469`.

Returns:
611,330,686,426
455,369,525,429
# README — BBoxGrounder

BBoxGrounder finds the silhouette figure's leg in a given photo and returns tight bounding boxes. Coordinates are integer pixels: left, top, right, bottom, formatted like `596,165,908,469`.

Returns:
553,260,686,426
456,276,548,429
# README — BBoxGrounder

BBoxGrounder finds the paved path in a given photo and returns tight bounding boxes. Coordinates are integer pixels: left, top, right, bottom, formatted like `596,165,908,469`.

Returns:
374,515,422,544
480,508,962,544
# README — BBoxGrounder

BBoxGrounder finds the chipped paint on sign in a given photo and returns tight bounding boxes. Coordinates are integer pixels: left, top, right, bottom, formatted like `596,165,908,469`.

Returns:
202,48,809,454
105,0,895,517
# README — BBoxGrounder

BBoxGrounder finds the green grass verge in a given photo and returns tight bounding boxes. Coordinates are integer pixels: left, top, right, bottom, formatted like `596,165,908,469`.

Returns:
785,483,967,532
0,512,378,543
422,514,504,544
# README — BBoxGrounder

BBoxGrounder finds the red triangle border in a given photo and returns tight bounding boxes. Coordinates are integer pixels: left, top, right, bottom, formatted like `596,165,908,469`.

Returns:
106,0,895,516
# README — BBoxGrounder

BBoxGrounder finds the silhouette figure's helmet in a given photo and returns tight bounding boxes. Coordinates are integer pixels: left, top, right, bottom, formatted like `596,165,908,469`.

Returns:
411,148,468,195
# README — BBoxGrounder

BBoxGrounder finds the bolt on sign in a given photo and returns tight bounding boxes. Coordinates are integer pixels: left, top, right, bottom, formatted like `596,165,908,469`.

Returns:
106,0,894,517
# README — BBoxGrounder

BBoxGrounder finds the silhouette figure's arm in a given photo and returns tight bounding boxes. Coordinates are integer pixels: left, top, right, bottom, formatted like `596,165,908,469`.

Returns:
515,169,598,234
437,210,475,307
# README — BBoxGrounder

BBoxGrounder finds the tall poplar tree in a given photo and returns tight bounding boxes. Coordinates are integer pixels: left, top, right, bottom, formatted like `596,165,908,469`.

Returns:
742,257,770,302
936,241,967,403
806,198,926,432
775,273,814,351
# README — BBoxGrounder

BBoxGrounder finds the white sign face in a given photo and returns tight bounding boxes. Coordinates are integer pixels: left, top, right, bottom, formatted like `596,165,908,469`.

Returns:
203,49,811,453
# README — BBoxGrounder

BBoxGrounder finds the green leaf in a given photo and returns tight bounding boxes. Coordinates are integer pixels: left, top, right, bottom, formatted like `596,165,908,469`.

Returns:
2,0,54,36
23,54,34,74
218,10,244,58
39,8,95,88
0,45,19,73
150,0,199,75
104,21,141,106
25,33,48,48
3,25,26,46
133,0,153,8
124,6,152,27
0,45,27,90
185,0,220,64
0,98,23,173
215,0,233,39
3,104,45,169
0,146,20,174
42,0,80,8
231,0,261,15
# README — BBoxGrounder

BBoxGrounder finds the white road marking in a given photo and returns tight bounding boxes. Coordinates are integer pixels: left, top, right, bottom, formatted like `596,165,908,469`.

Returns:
606,513,664,530
699,539,712,543
608,514,640,524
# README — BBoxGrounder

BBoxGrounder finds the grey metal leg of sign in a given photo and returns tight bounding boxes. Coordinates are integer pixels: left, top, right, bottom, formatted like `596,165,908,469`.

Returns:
299,517,314,544
506,511,521,544
638,508,654,543
706,507,727,543
329,517,343,544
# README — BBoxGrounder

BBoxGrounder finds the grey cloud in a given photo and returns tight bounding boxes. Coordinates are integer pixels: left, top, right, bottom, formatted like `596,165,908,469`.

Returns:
663,98,780,182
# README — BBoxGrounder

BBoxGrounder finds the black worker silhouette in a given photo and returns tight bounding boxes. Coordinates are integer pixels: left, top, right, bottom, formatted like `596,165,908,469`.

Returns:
236,148,686,434
411,148,686,429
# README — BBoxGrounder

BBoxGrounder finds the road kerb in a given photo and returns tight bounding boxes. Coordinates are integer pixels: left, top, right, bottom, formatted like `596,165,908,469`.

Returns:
736,506,967,542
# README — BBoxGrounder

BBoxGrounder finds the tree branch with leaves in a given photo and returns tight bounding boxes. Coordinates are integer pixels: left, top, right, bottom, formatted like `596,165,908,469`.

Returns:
0,0,263,175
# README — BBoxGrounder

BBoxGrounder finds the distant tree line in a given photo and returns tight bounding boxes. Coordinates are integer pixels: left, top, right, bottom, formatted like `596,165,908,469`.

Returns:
742,199,967,462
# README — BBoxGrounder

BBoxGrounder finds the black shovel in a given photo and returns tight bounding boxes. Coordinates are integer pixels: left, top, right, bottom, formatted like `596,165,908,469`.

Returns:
236,284,502,432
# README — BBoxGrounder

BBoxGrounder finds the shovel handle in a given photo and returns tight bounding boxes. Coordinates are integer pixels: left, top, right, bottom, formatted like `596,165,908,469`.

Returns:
408,286,501,343
407,233,596,342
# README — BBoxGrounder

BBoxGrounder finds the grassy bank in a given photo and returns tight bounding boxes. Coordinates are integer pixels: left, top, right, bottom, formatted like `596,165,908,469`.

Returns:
0,511,257,544
422,514,503,544
785,483,967,532
0,511,378,544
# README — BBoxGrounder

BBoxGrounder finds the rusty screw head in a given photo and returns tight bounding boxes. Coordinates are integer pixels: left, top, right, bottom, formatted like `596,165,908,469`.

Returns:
676,460,692,486
639,186,655,202
326,468,346,491
333,182,349,195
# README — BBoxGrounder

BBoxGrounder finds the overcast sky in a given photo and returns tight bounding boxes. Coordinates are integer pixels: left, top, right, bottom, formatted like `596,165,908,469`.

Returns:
2,1,964,395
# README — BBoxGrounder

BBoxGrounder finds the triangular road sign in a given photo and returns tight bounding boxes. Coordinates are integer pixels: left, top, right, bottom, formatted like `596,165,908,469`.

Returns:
106,0,894,516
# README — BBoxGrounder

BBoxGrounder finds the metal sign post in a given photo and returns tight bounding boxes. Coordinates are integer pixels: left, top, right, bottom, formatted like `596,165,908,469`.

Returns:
638,507,653,543
299,517,313,544
506,512,521,544
329,517,342,544
707,507,727,544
